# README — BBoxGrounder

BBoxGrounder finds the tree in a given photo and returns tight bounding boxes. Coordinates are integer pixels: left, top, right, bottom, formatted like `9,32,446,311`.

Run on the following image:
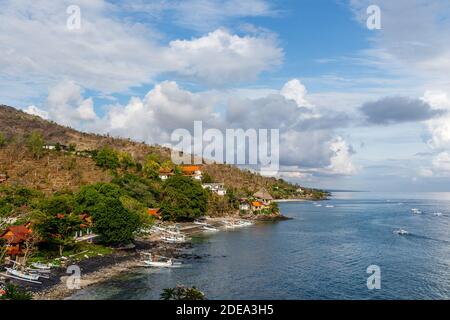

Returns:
89,197,140,244
27,132,44,159
118,151,134,169
33,210,82,256
160,285,205,300
143,159,160,179
93,147,119,170
75,183,141,244
160,176,208,221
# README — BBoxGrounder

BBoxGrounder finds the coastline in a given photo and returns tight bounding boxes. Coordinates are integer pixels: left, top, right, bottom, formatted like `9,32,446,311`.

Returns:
31,216,285,300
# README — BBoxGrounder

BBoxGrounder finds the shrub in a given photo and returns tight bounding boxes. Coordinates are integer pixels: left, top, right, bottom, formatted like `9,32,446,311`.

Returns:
160,176,208,221
93,147,120,170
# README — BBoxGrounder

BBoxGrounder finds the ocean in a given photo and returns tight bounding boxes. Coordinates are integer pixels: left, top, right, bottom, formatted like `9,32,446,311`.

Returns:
68,192,450,300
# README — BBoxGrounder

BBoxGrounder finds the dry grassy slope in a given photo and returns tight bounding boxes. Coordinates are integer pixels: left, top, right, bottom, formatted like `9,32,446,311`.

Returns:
0,105,304,196
0,105,171,162
0,147,111,193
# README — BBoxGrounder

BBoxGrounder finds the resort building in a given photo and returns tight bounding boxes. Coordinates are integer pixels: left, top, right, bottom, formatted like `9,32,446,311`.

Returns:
202,183,227,196
148,208,162,219
253,188,273,204
159,167,174,181
239,199,251,211
181,165,202,180
0,223,32,257
74,214,95,242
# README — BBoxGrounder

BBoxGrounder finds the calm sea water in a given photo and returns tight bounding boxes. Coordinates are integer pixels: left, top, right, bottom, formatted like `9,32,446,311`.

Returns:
69,192,450,300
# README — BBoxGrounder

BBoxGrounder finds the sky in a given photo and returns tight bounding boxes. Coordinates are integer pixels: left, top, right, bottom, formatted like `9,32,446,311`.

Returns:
1,0,450,191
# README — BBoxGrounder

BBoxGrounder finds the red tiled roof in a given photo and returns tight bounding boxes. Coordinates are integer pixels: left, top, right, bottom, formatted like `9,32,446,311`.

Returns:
0,225,32,244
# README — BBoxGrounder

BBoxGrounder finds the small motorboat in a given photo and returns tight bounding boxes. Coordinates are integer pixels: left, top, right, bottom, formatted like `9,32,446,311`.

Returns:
325,205,335,208
142,254,181,268
144,259,174,268
203,225,219,232
160,234,187,243
394,229,409,235
5,268,40,281
315,204,322,207
433,212,443,216
31,262,53,270
411,208,422,214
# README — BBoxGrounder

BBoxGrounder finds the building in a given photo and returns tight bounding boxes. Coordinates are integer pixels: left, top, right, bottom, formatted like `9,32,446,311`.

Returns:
148,208,162,219
239,199,250,211
181,165,202,180
0,223,32,257
202,183,227,196
74,214,96,242
159,168,174,181
253,188,273,204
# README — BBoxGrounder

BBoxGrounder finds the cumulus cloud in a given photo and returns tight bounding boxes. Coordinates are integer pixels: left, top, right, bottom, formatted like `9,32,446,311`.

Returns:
168,29,283,86
360,96,445,125
0,0,283,106
35,79,355,178
24,105,49,119
422,90,450,149
44,81,98,127
280,79,313,108
327,137,357,175
102,81,221,144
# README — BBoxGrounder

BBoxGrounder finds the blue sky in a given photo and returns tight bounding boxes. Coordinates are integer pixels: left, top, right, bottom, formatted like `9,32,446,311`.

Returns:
2,0,450,191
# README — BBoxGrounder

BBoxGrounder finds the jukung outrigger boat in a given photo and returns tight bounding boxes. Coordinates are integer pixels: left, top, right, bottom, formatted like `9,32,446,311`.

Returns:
142,253,182,268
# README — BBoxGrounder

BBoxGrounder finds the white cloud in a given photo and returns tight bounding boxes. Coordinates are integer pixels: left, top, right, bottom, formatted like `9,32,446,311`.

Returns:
422,90,450,149
0,1,283,106
102,81,220,143
280,79,313,108
168,29,283,86
122,0,276,32
24,105,49,119
432,152,450,173
327,137,357,175
44,81,98,127
349,0,450,81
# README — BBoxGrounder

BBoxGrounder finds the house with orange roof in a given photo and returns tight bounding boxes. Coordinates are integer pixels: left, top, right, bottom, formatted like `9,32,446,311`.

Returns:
181,165,203,180
159,167,174,181
0,223,32,257
148,208,161,219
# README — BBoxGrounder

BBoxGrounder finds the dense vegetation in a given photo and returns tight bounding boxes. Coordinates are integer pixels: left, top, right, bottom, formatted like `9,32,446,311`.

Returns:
1,104,328,264
160,176,209,221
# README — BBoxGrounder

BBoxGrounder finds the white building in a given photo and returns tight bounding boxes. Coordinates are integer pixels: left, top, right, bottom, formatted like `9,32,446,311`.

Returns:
202,183,227,196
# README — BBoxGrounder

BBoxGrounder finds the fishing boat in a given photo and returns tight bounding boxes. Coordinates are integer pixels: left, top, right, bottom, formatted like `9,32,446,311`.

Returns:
31,262,53,270
203,225,219,232
5,267,40,282
160,234,187,243
142,254,182,268
411,208,422,214
433,212,443,216
394,229,409,235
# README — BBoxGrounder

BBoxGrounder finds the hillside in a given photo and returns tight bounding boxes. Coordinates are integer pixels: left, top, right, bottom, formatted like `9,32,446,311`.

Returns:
0,105,325,199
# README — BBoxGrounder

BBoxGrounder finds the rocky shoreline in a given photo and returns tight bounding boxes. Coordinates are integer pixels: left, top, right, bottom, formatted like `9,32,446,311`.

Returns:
3,216,289,300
